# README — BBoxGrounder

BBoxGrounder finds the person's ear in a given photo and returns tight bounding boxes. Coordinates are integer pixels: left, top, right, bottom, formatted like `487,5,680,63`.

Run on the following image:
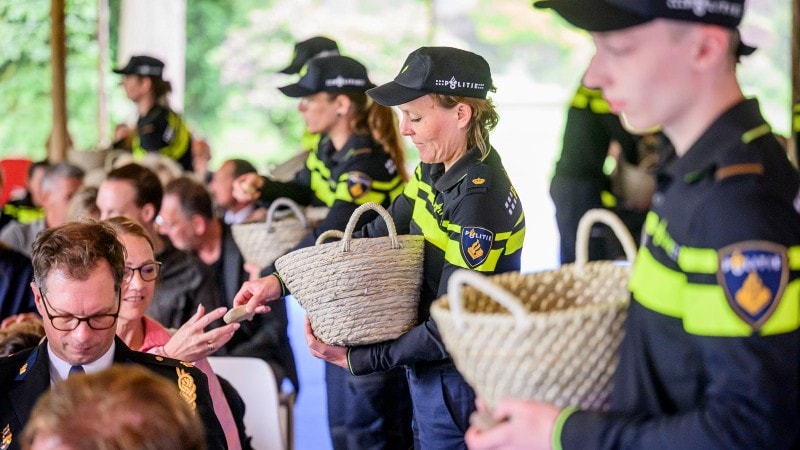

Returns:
190,214,206,236
692,25,729,70
334,94,352,117
140,203,157,224
456,103,472,130
31,282,45,316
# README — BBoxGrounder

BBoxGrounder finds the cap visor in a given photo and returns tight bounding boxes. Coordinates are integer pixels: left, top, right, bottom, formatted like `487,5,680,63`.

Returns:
278,62,300,75
278,83,316,98
112,67,131,75
367,82,426,107
533,0,650,32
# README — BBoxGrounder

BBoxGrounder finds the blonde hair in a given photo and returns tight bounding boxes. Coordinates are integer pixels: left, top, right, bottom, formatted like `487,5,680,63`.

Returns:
22,364,205,450
429,94,499,159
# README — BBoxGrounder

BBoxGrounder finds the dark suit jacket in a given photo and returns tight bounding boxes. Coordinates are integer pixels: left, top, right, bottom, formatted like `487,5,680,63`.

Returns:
0,337,227,450
211,222,299,393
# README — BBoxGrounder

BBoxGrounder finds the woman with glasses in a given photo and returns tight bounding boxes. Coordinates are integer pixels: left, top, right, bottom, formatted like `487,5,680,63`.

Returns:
105,216,245,450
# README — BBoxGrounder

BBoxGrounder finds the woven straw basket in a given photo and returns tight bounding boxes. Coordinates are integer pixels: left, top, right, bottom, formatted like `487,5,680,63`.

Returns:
231,198,313,269
275,202,424,346
430,208,636,411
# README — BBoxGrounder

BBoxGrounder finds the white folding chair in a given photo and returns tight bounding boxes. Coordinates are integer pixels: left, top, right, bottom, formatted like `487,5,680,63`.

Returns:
207,356,291,450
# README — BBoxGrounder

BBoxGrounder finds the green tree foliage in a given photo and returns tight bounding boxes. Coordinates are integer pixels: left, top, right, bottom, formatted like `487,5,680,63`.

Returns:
0,0,100,158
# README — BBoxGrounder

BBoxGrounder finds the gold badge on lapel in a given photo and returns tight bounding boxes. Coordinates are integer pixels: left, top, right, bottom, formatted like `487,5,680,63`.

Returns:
18,363,27,376
1,424,12,450
176,367,197,411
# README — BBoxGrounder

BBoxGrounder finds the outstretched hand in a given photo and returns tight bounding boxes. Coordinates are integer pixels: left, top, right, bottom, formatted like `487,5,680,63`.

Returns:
304,316,348,369
232,173,263,204
232,274,281,314
163,305,239,362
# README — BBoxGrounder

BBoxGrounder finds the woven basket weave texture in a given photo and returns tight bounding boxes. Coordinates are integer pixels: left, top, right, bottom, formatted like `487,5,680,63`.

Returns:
430,208,635,411
231,197,313,269
275,202,424,345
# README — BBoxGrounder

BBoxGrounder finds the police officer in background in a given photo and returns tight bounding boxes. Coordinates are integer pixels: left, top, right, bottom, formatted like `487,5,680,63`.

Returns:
234,46,526,449
233,54,410,450
466,1,800,448
113,55,193,172
549,80,650,264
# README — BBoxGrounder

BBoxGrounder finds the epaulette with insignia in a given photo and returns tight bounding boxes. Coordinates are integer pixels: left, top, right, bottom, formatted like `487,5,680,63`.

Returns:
1,423,12,450
465,165,492,194
176,367,197,411
348,147,373,158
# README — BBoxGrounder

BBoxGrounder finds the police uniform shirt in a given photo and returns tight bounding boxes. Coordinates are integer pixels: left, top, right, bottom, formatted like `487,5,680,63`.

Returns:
133,104,193,172
258,133,405,276
348,145,526,373
558,99,800,449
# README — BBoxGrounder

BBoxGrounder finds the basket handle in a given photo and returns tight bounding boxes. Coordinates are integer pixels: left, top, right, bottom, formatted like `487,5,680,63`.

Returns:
265,197,309,231
340,202,399,253
446,269,532,333
574,209,638,269
315,229,344,246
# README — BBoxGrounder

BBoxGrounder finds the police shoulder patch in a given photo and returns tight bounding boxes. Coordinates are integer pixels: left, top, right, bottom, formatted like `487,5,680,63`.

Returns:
347,171,372,199
465,165,492,193
717,241,788,331
461,227,494,268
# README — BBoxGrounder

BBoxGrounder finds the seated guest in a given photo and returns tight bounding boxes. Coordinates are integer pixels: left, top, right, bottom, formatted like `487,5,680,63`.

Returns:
0,220,226,450
95,163,222,329
0,162,84,257
158,177,298,393
21,364,205,450
106,216,245,450
208,159,266,224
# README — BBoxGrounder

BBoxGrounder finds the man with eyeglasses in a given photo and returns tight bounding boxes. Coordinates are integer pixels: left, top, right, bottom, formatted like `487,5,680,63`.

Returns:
0,221,227,450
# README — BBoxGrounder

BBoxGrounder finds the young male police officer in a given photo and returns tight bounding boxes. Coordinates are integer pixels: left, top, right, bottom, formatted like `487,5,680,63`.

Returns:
466,1,800,449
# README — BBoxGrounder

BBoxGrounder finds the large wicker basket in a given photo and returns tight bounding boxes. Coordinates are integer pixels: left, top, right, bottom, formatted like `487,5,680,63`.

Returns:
231,198,313,269
430,209,636,412
275,202,424,346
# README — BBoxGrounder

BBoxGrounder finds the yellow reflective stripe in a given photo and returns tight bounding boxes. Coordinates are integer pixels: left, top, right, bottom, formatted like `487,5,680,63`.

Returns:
676,246,717,274
552,406,578,450
159,112,190,160
644,211,659,234
741,123,771,144
682,280,800,336
788,246,800,269
600,190,617,208
505,226,525,255
589,98,611,114
300,132,321,152
629,248,684,318
3,204,44,224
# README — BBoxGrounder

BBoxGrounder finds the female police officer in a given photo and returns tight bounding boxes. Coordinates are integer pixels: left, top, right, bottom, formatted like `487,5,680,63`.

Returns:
234,46,526,449
233,54,412,449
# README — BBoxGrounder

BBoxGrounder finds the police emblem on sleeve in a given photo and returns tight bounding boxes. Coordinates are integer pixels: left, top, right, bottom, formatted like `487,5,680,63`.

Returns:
347,172,372,199
461,227,494,268
717,242,788,331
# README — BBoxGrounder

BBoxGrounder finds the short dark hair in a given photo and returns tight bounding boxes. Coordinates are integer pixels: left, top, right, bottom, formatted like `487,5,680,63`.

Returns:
164,176,215,220
106,163,164,213
31,220,125,294
229,159,258,179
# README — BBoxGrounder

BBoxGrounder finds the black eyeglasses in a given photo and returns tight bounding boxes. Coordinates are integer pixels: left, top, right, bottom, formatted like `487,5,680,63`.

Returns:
39,287,121,331
123,262,162,282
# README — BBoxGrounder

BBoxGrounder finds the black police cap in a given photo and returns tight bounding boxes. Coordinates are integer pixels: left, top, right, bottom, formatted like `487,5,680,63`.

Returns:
113,55,165,77
367,47,493,107
279,36,340,75
278,55,375,98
